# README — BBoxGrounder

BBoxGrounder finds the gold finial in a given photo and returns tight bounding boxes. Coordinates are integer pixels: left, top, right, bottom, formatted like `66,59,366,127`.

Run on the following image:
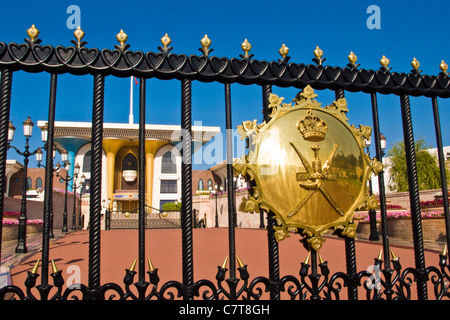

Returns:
27,24,39,41
236,256,245,268
304,251,311,265
348,51,357,65
31,259,40,274
440,60,448,73
161,33,172,49
241,38,251,57
73,26,85,42
221,256,228,269
313,46,323,59
389,248,398,261
116,29,128,46
200,34,211,50
411,57,420,70
442,244,448,256
279,44,289,60
377,249,383,260
318,253,324,264
51,259,58,273
129,258,137,272
380,55,390,68
147,257,155,272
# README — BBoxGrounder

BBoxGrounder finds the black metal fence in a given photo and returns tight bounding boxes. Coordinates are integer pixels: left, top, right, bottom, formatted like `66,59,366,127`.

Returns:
0,28,450,300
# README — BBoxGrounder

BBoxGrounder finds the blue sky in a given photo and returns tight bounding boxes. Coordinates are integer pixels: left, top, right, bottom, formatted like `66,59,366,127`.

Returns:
2,0,450,169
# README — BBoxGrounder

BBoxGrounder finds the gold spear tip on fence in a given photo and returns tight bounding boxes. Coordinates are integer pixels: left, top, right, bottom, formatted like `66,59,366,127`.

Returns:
73,26,85,42
304,251,311,265
147,256,155,272
348,51,357,64
411,57,420,70
31,259,40,274
27,24,39,41
161,33,172,49
129,258,137,272
116,29,128,46
241,38,251,57
442,244,448,256
236,255,245,268
279,44,289,59
221,256,228,269
200,34,211,50
377,249,383,260
51,259,58,273
318,252,325,264
380,55,390,68
313,46,323,59
389,248,398,261
440,60,448,73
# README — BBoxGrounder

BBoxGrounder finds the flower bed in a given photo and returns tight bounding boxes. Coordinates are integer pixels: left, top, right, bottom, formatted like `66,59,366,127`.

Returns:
2,214,43,240
355,210,447,243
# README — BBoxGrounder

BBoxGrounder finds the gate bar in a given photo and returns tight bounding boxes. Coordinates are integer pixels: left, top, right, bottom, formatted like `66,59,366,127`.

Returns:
370,92,391,268
0,69,12,268
88,73,105,291
431,96,450,250
262,84,281,300
181,79,194,299
138,78,146,284
399,94,427,300
41,73,57,286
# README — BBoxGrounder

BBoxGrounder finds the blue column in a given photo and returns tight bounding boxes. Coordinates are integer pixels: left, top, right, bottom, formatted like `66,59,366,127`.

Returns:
54,137,90,191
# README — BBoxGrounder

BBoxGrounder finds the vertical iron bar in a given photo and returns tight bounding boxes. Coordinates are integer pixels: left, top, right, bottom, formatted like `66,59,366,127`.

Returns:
181,79,194,300
138,78,146,284
88,73,105,293
262,84,280,300
42,73,57,286
431,96,450,250
399,94,427,300
0,69,13,268
370,92,390,267
225,83,236,280
335,88,358,300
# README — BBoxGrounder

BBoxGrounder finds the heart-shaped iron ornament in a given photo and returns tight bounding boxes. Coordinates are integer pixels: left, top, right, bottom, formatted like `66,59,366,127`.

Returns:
233,85,383,251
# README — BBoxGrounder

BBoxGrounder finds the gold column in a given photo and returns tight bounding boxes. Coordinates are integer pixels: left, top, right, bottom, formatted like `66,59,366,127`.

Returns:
102,139,128,201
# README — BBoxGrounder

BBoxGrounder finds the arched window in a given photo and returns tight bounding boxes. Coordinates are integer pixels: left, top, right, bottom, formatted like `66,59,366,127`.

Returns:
35,177,42,190
198,179,204,191
161,151,176,174
122,153,137,171
83,150,91,173
207,179,213,190
27,177,32,190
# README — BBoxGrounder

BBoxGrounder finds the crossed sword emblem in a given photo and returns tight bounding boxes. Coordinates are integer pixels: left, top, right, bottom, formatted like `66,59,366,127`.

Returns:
287,141,344,218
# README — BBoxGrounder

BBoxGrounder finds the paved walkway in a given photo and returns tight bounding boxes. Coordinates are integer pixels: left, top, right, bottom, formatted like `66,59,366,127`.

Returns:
2,228,444,300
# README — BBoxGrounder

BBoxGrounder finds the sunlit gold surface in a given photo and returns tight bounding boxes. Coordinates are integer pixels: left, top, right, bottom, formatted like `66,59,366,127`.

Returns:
234,85,380,251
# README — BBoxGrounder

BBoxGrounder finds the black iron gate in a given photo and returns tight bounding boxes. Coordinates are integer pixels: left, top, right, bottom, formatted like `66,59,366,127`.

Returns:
0,26,450,300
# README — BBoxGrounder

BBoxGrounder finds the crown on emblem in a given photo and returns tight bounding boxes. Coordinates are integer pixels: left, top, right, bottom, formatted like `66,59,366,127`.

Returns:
297,109,328,142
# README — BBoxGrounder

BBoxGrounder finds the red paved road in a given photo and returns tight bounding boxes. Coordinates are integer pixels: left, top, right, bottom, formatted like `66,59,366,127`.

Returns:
10,228,442,299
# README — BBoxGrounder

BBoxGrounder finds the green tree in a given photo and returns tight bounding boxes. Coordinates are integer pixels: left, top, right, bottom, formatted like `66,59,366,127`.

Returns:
387,138,443,192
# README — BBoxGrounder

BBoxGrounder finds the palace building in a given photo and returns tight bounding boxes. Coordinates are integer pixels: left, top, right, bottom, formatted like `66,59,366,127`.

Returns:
36,120,220,213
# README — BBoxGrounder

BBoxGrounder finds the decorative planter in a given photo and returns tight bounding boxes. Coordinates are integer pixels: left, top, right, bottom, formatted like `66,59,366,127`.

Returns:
356,217,446,243
2,224,43,240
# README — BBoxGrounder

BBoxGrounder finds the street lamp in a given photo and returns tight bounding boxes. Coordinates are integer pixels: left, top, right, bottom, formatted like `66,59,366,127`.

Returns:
7,117,42,253
102,197,112,230
210,184,223,228
71,163,81,231
366,137,379,241
56,160,76,232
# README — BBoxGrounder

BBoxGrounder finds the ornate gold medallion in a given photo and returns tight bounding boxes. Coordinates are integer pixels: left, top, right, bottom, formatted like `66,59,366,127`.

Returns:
233,85,382,251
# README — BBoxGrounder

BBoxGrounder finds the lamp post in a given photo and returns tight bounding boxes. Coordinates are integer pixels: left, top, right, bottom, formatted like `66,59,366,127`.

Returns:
36,147,60,238
210,184,223,228
102,197,112,230
71,165,82,231
8,117,42,253
56,158,75,233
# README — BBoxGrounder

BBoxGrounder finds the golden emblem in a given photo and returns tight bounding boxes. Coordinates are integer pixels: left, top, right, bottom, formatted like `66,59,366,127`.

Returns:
233,85,382,251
